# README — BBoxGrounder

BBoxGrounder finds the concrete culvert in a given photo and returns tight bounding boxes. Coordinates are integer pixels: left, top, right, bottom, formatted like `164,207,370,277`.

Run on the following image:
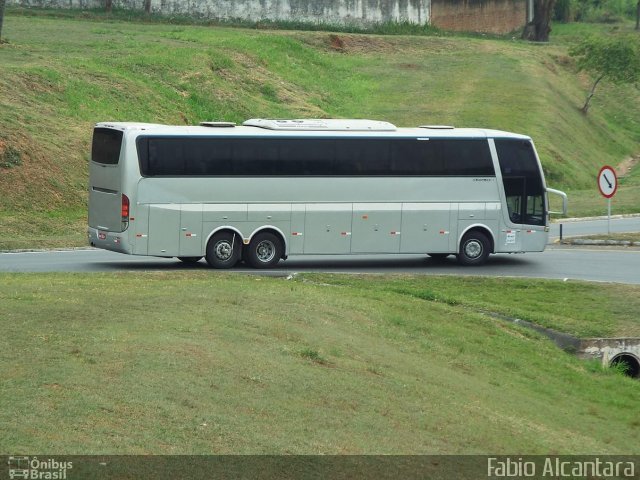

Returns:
610,354,640,378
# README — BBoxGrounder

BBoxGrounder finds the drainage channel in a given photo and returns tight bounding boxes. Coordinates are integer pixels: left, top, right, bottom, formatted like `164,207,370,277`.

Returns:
485,312,640,379
578,339,640,378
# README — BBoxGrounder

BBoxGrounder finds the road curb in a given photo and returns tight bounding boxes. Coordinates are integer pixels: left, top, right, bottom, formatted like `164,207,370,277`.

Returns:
553,213,640,223
560,239,640,246
0,247,95,254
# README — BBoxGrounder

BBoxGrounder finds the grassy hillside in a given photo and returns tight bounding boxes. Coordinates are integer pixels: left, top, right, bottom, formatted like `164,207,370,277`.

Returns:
0,14,639,248
1,272,639,454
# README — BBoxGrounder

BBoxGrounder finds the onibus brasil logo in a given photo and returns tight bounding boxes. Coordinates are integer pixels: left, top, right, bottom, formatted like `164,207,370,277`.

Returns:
7,457,73,479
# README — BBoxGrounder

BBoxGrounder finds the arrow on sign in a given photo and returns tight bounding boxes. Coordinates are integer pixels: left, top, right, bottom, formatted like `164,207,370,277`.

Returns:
598,165,618,199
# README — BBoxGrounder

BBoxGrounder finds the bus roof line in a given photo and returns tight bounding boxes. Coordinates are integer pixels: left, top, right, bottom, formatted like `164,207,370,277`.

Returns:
95,121,530,140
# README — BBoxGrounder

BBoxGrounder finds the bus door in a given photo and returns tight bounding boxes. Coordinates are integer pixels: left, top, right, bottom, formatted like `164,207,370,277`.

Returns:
495,139,548,252
500,176,524,251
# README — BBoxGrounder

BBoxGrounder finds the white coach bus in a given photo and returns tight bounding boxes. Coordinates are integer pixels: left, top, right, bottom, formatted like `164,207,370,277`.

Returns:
88,118,567,268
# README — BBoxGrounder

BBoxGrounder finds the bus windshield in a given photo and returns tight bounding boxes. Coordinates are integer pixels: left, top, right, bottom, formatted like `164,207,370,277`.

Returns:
495,139,545,226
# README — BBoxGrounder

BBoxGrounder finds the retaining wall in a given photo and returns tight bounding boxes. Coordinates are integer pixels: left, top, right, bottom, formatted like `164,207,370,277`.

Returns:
430,0,526,34
9,0,528,33
9,0,431,26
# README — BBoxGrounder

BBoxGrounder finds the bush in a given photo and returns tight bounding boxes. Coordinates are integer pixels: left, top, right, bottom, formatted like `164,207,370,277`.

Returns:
570,35,640,112
573,0,638,22
0,144,22,169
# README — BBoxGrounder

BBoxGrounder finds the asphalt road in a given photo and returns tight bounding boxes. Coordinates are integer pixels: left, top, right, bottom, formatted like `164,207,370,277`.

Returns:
1,217,638,283
1,245,639,284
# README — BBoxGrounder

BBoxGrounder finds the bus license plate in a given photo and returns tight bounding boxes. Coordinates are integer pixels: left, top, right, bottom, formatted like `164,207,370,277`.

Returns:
98,231,107,240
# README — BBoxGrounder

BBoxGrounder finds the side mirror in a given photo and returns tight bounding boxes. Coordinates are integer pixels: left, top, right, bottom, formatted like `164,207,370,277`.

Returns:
547,188,568,216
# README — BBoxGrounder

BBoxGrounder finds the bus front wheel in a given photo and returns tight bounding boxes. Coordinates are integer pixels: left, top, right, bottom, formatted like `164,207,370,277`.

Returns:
245,232,283,269
206,232,241,269
458,231,490,266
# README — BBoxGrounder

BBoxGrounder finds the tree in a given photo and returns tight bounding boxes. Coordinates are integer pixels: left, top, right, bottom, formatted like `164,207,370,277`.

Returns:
522,0,557,42
0,0,7,44
570,35,640,114
636,0,639,31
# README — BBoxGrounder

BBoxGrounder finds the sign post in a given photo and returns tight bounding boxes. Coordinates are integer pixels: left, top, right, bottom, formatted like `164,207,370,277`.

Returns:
597,165,618,234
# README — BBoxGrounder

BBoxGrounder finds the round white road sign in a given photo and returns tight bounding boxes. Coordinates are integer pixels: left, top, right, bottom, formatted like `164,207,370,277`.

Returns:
597,165,618,199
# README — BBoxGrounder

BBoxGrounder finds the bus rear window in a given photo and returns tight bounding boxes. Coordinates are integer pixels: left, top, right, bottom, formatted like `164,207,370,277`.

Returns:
92,128,123,165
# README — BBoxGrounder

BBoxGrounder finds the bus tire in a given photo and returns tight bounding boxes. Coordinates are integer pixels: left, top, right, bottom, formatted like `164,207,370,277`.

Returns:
245,232,283,269
205,232,241,269
458,231,490,266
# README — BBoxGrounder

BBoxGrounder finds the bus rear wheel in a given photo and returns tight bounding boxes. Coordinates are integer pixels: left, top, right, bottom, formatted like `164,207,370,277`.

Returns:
245,232,283,269
458,231,490,266
206,232,241,269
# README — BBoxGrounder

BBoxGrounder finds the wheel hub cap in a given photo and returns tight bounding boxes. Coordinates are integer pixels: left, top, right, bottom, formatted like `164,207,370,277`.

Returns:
256,240,275,262
465,240,482,259
215,241,232,260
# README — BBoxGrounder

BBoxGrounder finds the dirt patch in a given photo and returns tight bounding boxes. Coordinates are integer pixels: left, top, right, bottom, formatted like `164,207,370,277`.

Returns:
328,34,345,52
616,154,640,177
299,32,457,56
550,54,574,69
18,73,64,95
541,58,558,75
331,34,415,54
399,63,420,70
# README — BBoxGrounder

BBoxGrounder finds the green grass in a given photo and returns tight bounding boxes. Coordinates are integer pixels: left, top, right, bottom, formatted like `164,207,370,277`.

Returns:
561,186,640,217
0,272,639,454
0,208,86,250
551,20,640,43
560,159,640,217
305,274,640,338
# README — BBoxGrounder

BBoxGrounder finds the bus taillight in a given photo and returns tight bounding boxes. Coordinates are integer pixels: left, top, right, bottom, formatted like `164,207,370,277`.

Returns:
121,194,130,228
